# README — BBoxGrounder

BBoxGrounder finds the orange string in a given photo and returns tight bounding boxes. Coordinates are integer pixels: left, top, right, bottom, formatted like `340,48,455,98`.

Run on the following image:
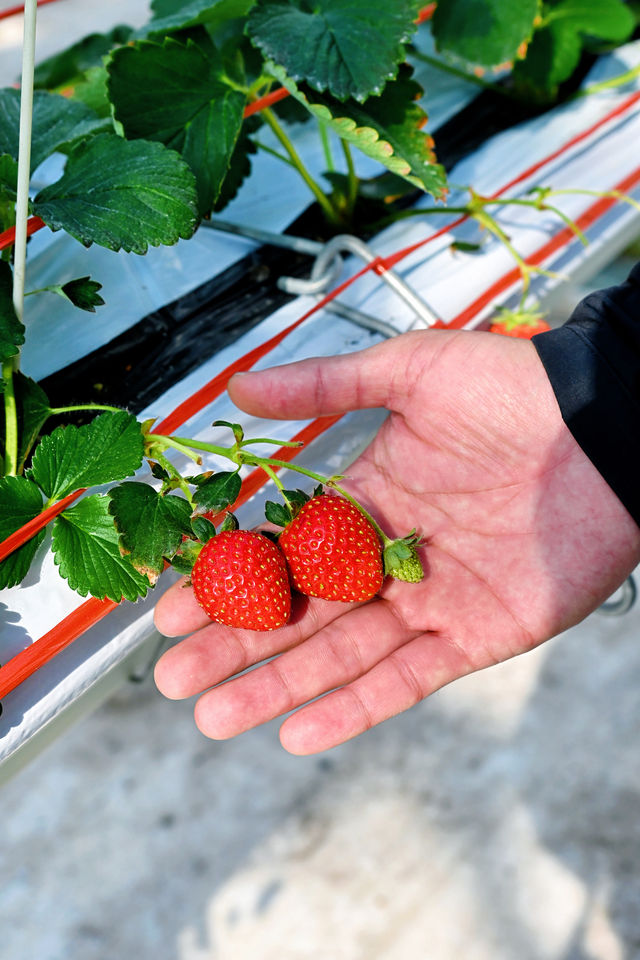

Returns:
0,0,61,20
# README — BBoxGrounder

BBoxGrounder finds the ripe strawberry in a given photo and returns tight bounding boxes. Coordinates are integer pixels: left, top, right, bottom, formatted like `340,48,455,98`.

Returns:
490,318,551,338
191,530,291,631
489,307,551,339
278,494,384,602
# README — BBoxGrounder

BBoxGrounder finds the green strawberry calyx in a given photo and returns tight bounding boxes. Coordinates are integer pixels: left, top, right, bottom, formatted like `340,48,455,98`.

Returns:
382,530,424,583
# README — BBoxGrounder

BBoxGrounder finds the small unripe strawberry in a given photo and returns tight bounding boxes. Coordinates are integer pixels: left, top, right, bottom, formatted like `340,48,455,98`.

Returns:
279,494,384,602
191,530,291,631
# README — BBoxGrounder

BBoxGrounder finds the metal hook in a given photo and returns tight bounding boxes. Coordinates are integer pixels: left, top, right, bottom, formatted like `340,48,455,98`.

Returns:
203,219,441,335
279,233,441,329
596,575,637,617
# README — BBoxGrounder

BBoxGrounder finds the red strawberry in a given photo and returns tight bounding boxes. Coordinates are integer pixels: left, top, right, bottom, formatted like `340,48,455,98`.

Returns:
278,494,383,602
490,318,551,338
191,530,291,631
489,308,551,339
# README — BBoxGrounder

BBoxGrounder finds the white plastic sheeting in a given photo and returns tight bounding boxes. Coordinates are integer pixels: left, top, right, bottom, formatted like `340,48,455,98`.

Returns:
2,40,640,776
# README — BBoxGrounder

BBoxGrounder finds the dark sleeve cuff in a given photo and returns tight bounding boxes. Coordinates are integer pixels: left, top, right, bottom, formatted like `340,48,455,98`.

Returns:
532,262,640,528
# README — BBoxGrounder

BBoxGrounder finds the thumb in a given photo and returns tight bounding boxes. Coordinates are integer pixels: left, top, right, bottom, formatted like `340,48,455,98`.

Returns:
227,330,444,420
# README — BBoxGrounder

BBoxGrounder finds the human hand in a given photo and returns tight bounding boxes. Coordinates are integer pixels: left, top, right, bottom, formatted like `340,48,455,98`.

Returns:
153,329,640,753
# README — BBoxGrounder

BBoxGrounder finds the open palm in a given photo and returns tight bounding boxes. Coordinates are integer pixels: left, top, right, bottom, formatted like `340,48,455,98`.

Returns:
154,329,640,753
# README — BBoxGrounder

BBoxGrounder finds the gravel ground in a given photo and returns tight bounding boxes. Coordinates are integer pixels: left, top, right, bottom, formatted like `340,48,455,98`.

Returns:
3,596,640,960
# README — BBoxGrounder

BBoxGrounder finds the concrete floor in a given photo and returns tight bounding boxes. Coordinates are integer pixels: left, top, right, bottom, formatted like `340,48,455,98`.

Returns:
3,596,640,960
2,4,640,958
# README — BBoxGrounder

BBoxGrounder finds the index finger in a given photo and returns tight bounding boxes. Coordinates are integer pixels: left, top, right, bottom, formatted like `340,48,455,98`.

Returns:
227,330,454,421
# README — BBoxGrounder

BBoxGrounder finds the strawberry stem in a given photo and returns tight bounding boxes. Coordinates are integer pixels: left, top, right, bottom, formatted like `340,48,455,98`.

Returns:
260,107,341,226
239,437,304,449
247,454,391,544
49,403,124,416
154,434,234,461
259,461,294,512
152,450,194,503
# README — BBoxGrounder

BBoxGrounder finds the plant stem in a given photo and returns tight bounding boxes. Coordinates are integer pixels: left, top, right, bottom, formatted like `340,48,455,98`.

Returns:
240,437,304,449
152,431,394,544
153,450,194,503
261,107,340,225
473,194,589,245
319,122,334,171
259,461,293,511
542,187,640,215
574,64,640,99
49,403,124,415
245,454,390,544
253,139,299,169
341,139,359,218
162,435,236,460
409,46,513,97
366,203,470,231
2,359,19,476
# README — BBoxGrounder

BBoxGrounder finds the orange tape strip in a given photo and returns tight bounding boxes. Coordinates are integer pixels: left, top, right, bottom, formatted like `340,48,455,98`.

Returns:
0,0,60,20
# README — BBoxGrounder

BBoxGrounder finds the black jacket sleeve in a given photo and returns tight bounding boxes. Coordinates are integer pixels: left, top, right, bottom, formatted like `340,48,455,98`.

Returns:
532,261,640,528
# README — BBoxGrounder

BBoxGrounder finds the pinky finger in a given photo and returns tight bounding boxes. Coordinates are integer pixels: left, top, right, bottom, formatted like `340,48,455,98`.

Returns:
278,632,474,755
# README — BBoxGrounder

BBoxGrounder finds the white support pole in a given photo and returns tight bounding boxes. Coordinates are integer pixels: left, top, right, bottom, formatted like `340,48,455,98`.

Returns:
12,0,38,326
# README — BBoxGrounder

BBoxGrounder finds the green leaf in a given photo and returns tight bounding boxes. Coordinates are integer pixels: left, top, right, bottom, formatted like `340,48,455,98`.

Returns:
29,276,106,312
212,419,244,442
544,0,635,42
0,90,108,172
432,0,538,67
193,470,242,514
60,276,105,312
281,488,310,507
356,170,418,201
219,510,239,532
0,154,18,235
0,260,24,367
248,0,419,102
108,482,193,583
170,536,203,574
0,153,18,196
150,461,172,482
29,410,145,502
451,239,482,252
512,0,635,99
52,494,151,601
33,133,200,253
511,24,581,98
0,476,45,588
68,66,113,119
214,114,259,212
264,499,290,526
268,63,447,197
141,0,256,37
33,25,134,90
107,38,247,216
191,515,216,542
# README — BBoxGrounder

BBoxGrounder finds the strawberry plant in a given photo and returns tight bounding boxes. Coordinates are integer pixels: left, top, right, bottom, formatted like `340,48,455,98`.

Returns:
1,0,639,623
